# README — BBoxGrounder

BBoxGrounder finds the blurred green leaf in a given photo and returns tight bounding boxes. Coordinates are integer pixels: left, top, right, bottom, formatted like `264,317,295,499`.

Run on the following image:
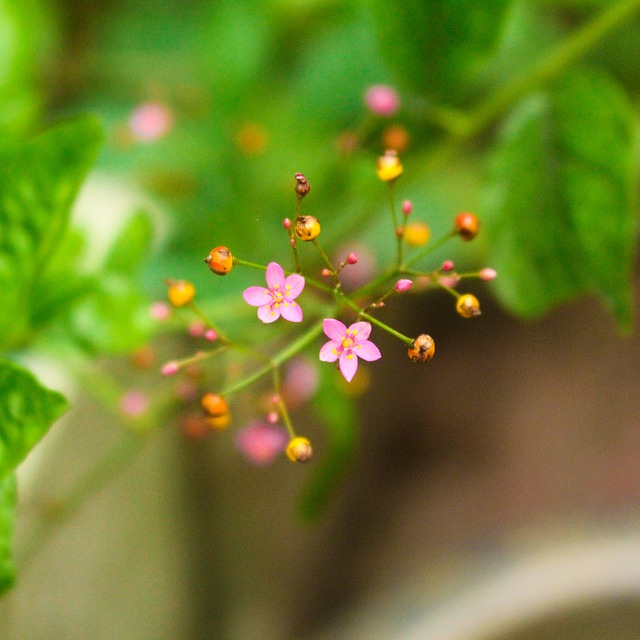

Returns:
0,115,103,350
367,0,511,100
484,68,636,329
0,358,68,480
103,210,154,275
298,369,358,521
0,473,17,595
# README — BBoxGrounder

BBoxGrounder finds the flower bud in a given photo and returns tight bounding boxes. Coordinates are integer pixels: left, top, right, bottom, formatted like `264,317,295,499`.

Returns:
286,437,313,463
205,246,233,275
441,260,454,272
161,361,180,376
401,200,412,216
456,293,481,318
206,414,231,430
283,217,292,230
294,172,310,198
479,268,497,281
376,150,403,182
167,279,195,307
395,278,413,292
347,252,358,265
407,334,435,363
321,268,332,278
294,215,321,241
454,212,480,241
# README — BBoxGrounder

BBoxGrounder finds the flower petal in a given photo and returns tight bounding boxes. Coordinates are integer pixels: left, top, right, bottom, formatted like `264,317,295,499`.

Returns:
280,301,303,322
339,351,358,382
258,304,280,323
284,273,305,299
243,286,272,307
319,340,340,362
355,339,382,361
323,318,347,341
349,321,371,341
266,262,285,290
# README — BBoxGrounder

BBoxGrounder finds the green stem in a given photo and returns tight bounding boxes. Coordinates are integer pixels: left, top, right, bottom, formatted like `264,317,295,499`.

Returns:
340,295,413,345
272,368,296,439
220,318,327,398
311,238,341,289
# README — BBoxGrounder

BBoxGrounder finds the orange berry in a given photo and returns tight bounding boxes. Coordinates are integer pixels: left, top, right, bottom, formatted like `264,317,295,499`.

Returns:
201,393,228,417
407,334,435,362
454,212,479,241
204,246,233,275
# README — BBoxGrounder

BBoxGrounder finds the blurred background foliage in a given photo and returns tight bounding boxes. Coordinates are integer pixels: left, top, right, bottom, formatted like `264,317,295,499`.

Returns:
1,0,640,637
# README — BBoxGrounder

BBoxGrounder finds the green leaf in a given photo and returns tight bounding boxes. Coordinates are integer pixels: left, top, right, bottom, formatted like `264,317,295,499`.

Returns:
483,68,637,329
103,210,154,275
367,0,511,99
297,369,358,522
0,359,68,480
0,115,104,350
0,473,17,595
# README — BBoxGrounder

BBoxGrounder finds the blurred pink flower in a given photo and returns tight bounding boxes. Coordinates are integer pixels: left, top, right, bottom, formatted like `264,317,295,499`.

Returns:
364,85,400,117
129,102,174,142
235,422,288,466
282,356,319,408
120,390,149,417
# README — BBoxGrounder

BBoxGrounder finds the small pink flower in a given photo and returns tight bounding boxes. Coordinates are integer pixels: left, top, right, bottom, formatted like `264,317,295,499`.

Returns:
395,278,413,292
364,85,400,117
479,268,497,281
235,422,288,466
319,319,381,382
150,301,172,321
120,390,149,417
129,102,174,142
243,262,305,323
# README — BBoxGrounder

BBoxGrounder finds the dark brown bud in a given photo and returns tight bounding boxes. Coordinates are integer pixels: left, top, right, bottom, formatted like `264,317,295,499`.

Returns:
295,172,310,198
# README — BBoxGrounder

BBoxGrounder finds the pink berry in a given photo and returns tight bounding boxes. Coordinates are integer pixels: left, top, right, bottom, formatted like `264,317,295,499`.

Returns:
364,85,400,117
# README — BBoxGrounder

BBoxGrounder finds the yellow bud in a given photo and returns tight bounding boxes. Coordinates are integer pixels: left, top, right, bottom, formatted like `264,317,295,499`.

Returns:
294,216,321,241
286,437,313,462
376,150,403,182
206,413,231,430
456,294,481,318
403,222,431,247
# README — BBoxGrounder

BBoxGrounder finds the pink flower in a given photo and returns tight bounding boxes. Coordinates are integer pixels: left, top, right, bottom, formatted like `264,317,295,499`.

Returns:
364,85,400,117
120,390,149,417
129,102,174,142
235,422,288,466
319,319,381,382
243,262,305,323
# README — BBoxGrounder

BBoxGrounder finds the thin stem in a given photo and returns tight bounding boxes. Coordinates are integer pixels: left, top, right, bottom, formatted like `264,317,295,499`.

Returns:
387,182,403,266
188,301,231,345
403,231,456,269
272,368,296,439
220,318,327,398
340,295,413,346
311,238,341,289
